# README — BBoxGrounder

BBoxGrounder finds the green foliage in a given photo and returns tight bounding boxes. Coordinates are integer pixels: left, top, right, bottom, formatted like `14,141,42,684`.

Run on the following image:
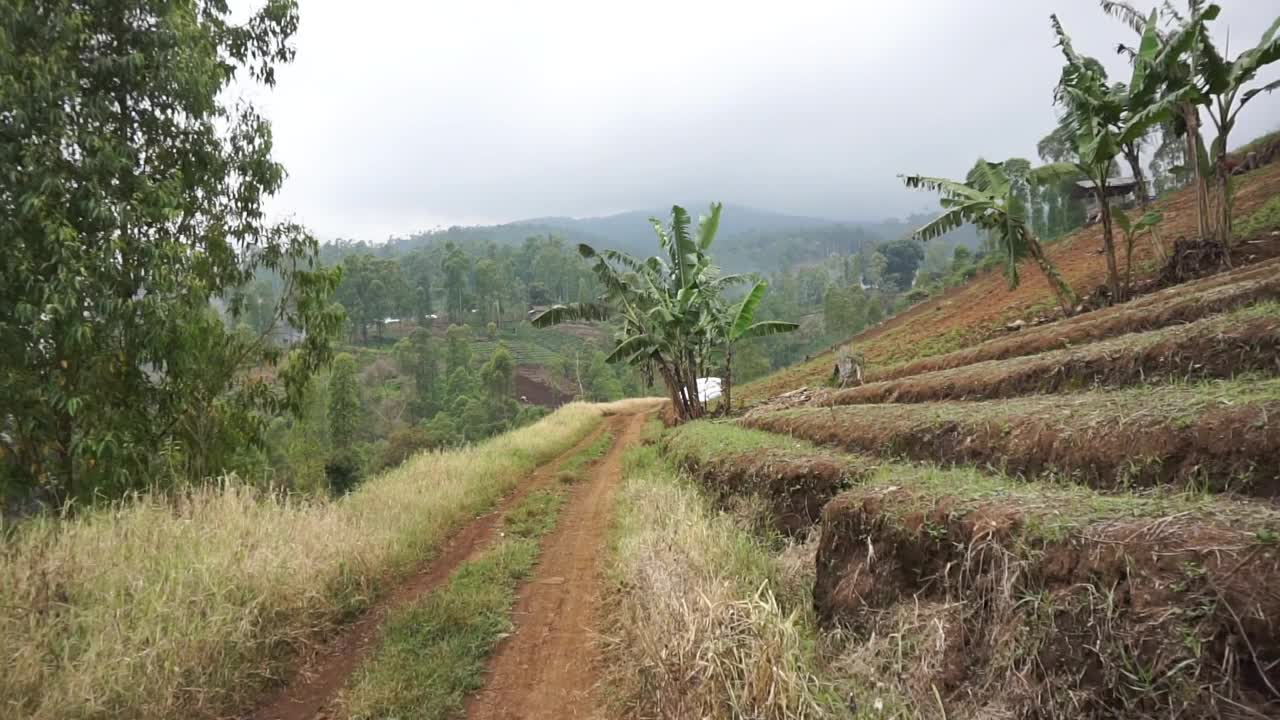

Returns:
902,162,1079,312
1236,196,1280,239
878,239,926,292
328,354,361,451
445,324,475,373
336,255,408,343
533,204,795,420
0,0,342,503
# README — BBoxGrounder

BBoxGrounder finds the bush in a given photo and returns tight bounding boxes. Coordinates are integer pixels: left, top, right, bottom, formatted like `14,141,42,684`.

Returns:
372,425,437,473
324,449,362,495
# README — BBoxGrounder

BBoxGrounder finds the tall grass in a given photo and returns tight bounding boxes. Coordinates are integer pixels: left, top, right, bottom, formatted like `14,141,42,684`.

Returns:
0,403,604,720
601,439,849,719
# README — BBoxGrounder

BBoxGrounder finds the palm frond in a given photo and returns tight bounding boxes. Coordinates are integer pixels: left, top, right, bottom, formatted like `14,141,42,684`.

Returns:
736,320,799,340
908,206,973,243
900,174,989,202
1100,0,1152,35
531,302,611,327
696,202,722,252
728,281,768,340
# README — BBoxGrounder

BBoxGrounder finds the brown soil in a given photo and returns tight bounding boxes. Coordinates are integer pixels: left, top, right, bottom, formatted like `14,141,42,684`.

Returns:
870,258,1280,384
824,306,1280,405
669,446,871,536
248,425,613,720
736,162,1280,404
743,386,1280,497
465,408,654,720
814,487,1280,718
515,366,574,408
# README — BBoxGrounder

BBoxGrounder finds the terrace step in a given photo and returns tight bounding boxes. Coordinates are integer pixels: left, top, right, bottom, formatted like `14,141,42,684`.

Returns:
745,377,1280,496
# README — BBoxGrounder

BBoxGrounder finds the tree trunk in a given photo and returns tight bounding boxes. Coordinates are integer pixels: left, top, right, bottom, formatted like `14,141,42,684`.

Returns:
1216,157,1235,268
1024,232,1078,314
721,344,733,417
1095,190,1123,302
1123,143,1164,265
1183,106,1213,243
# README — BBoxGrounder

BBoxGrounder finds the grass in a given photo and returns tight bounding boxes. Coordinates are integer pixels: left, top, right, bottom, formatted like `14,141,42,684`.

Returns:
827,300,1280,405
747,375,1280,494
1237,194,1280,240
557,431,614,484
599,441,868,719
0,403,605,720
340,487,566,720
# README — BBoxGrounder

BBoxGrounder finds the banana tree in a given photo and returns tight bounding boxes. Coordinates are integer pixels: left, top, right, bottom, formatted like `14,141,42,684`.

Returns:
1188,8,1280,259
707,280,797,414
533,203,786,422
1113,209,1164,296
1052,13,1190,301
1101,1,1214,242
901,161,1080,315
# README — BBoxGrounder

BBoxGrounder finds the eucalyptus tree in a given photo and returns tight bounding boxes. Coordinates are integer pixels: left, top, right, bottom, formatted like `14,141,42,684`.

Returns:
0,0,342,502
902,161,1080,315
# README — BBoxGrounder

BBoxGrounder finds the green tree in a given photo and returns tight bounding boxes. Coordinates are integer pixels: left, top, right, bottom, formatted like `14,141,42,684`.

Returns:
396,329,440,419
902,161,1080,314
534,204,795,421
445,324,474,373
327,354,360,450
0,0,342,503
442,243,471,323
879,239,926,291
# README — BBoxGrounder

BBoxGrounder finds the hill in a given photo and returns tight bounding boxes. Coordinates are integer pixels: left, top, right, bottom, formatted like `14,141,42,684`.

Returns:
737,160,1280,404
379,203,981,274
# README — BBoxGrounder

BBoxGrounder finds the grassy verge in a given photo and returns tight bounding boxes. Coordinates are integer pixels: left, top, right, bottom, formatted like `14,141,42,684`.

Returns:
340,487,566,720
0,404,605,720
599,440,859,719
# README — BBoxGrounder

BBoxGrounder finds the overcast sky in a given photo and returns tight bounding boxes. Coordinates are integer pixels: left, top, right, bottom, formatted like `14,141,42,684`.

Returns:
241,0,1280,241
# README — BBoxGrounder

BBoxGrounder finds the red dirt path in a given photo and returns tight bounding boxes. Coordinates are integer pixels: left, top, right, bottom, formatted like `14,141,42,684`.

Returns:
464,409,651,720
248,425,611,720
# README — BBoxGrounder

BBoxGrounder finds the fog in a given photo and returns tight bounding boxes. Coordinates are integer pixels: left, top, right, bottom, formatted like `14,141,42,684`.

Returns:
241,0,1280,239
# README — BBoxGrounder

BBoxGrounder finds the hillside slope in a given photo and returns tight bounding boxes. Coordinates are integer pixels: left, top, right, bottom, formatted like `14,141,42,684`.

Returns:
739,161,1280,403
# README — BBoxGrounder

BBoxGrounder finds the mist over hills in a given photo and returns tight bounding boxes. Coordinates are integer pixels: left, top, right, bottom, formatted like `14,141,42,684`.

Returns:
369,204,981,274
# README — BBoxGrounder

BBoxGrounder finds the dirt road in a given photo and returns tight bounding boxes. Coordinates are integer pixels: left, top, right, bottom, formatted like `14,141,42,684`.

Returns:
250,422,613,720
464,410,648,720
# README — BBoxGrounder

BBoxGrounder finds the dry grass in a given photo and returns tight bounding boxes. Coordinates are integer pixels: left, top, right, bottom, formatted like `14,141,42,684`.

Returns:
815,476,1280,719
600,442,853,719
0,403,605,720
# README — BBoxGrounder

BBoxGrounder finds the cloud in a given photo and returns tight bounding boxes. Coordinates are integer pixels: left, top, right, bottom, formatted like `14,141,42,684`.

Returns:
238,0,1280,240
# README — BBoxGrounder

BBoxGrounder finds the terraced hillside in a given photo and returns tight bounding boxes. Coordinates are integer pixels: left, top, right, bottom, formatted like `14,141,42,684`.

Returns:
660,262,1280,717
737,161,1280,405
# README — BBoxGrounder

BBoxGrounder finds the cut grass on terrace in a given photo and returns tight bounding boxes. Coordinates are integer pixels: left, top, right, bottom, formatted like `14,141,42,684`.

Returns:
340,487,566,720
815,461,1280,718
734,255,1280,406
663,421,872,536
825,300,1280,405
600,441,869,719
0,404,605,720
746,375,1280,496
